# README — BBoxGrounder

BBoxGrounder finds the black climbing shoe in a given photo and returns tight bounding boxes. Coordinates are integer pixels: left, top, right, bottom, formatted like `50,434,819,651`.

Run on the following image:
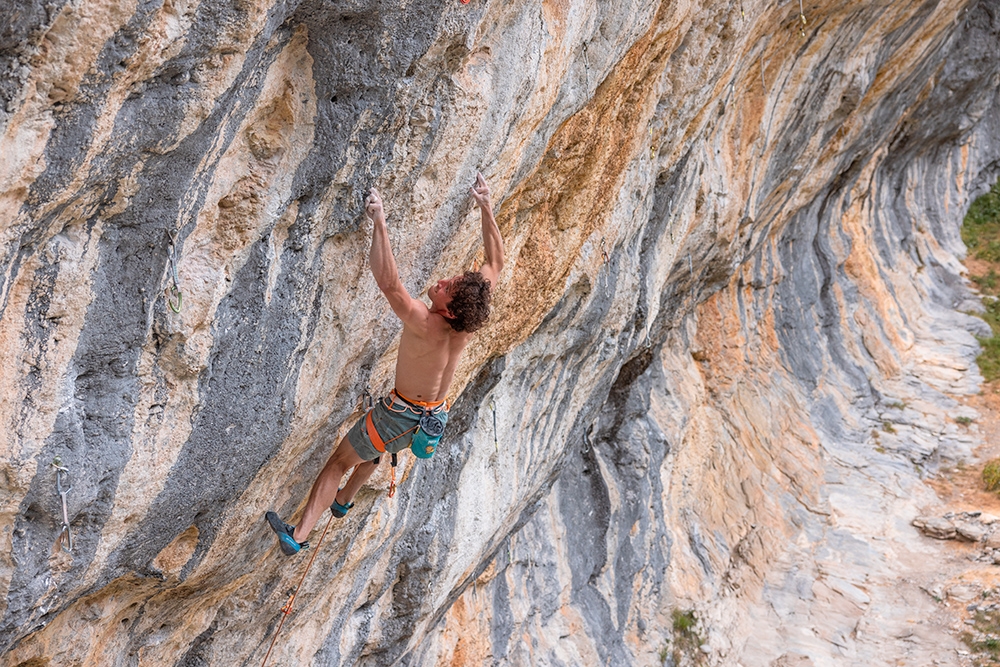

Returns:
265,511,309,556
331,499,354,518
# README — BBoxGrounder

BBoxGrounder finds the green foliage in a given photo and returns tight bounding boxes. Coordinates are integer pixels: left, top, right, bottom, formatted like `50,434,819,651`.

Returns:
978,330,1000,382
882,421,896,434
962,603,1000,663
963,179,1000,266
983,458,1000,493
976,296,1000,382
668,609,705,666
672,609,696,633
962,179,1000,381
955,415,974,426
973,270,999,292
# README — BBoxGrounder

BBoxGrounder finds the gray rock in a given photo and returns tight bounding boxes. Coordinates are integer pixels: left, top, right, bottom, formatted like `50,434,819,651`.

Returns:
956,522,988,542
913,517,958,540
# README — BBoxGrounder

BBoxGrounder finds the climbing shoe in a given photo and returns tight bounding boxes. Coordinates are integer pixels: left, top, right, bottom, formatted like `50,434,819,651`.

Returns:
265,511,308,556
331,499,354,518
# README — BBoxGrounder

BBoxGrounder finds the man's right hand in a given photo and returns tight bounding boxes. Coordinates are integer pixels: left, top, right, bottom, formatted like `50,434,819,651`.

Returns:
469,172,491,210
366,188,385,223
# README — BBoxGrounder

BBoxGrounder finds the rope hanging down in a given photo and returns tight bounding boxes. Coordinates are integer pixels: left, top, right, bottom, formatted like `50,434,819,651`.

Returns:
260,513,336,667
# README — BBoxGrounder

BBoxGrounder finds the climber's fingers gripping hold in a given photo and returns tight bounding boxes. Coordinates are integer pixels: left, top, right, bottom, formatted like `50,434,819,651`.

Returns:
469,172,491,210
366,188,385,223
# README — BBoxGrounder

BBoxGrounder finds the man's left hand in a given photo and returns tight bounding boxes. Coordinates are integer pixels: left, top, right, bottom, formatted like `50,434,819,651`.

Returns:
469,173,491,210
366,188,385,223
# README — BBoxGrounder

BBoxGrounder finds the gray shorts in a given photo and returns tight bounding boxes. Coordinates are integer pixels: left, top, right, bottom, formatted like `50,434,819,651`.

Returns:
346,394,449,461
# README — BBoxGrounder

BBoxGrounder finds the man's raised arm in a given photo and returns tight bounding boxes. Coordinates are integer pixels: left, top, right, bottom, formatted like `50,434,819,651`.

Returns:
366,188,426,324
469,173,504,286
469,172,504,288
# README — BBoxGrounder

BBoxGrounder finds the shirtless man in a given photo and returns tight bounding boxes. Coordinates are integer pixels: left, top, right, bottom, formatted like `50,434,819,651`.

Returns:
266,173,504,555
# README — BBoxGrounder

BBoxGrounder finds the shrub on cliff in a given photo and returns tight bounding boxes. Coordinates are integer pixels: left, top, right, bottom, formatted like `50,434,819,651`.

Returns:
962,179,1000,381
983,458,1000,493
963,179,1000,264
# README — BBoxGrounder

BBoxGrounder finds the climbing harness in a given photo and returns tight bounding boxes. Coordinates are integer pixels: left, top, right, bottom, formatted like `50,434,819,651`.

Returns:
165,231,182,313
51,458,73,553
260,512,336,667
364,391,448,496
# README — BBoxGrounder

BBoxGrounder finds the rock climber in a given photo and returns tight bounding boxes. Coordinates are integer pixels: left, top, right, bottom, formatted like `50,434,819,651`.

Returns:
266,173,504,555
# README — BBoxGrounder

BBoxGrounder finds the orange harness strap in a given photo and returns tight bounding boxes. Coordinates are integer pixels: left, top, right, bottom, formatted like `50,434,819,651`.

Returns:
365,411,386,453
392,389,447,410
365,407,417,499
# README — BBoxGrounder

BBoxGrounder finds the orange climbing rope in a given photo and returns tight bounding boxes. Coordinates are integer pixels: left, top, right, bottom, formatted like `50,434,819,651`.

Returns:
260,512,336,667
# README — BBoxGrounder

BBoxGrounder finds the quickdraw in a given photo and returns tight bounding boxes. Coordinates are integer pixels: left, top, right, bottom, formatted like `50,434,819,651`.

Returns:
357,389,374,413
582,424,594,454
600,239,609,265
165,231,182,313
51,458,73,553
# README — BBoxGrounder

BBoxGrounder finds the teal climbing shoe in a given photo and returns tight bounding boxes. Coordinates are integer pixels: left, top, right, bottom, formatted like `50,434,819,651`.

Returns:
331,499,354,518
265,511,308,556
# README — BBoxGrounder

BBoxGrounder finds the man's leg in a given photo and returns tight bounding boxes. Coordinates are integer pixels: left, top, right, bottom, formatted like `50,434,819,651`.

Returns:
293,436,365,542
334,458,380,508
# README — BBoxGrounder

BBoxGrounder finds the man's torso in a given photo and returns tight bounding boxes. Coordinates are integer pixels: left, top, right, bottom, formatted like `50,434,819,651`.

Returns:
393,316,470,401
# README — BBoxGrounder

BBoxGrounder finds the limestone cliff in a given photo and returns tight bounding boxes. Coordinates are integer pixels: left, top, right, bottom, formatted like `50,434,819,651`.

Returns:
1,0,999,665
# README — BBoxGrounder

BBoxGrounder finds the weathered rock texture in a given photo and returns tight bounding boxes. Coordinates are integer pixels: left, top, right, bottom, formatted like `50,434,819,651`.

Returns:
1,0,999,665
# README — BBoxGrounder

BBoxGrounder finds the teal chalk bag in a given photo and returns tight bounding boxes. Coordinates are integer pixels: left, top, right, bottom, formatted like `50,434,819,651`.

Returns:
411,410,446,459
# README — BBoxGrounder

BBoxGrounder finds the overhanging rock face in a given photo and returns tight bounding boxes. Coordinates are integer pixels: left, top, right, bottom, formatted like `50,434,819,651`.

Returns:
1,0,999,665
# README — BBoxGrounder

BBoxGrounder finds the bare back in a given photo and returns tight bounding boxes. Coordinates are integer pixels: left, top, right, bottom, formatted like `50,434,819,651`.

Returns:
394,316,471,402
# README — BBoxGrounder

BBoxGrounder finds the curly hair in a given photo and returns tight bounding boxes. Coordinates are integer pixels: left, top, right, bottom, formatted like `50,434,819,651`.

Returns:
444,271,492,333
